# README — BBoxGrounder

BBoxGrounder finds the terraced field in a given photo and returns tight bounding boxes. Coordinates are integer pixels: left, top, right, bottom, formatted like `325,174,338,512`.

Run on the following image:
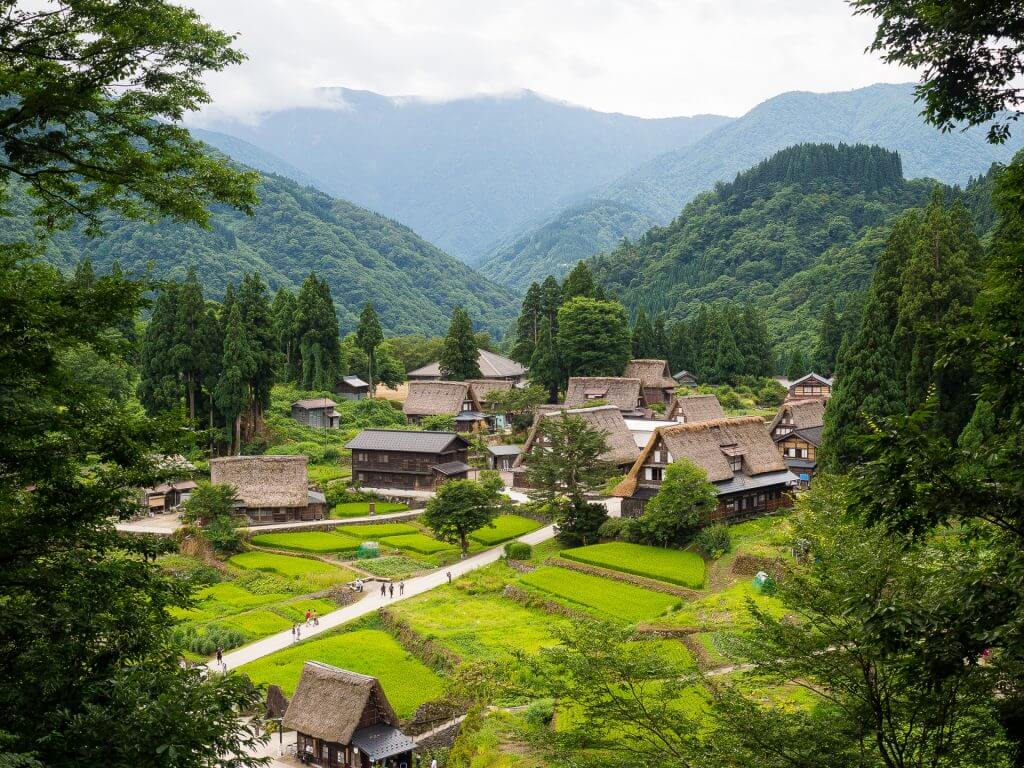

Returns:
520,566,682,622
560,541,706,589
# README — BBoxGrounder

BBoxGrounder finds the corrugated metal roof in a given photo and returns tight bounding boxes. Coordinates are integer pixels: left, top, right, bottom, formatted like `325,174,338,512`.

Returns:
351,724,417,761
714,470,797,495
293,397,337,409
345,429,467,453
408,349,526,379
431,461,472,476
487,444,521,456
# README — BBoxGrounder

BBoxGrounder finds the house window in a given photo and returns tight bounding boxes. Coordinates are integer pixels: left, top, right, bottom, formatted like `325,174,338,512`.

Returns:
644,467,664,482
728,455,743,472
357,452,368,462
378,454,389,463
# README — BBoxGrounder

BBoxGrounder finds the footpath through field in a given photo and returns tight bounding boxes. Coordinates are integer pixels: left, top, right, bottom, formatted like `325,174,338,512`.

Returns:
116,506,425,536
218,524,557,671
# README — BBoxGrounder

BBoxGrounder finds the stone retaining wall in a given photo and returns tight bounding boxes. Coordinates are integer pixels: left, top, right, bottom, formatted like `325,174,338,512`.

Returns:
501,583,589,620
242,511,423,537
378,607,461,673
546,557,701,600
634,624,700,637
505,559,536,574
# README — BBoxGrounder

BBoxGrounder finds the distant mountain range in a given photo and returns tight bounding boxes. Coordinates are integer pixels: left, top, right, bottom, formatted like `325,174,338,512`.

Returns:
9,169,518,338
477,83,1024,289
193,88,731,260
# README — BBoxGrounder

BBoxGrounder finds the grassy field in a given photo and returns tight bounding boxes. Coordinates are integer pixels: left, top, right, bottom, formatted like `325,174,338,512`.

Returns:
331,501,409,519
520,567,682,623
357,556,433,580
390,584,566,660
469,515,542,545
651,580,787,632
382,532,456,555
229,551,356,583
560,542,706,589
337,522,419,538
238,627,445,717
249,531,363,553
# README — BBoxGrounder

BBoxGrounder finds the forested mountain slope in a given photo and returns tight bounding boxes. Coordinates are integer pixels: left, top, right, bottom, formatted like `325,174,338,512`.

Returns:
481,83,1020,288
195,88,731,260
7,171,518,337
588,143,940,353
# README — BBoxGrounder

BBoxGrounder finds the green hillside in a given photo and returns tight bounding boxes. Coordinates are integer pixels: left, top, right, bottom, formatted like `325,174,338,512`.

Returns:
6,170,518,337
477,199,658,289
588,143,937,351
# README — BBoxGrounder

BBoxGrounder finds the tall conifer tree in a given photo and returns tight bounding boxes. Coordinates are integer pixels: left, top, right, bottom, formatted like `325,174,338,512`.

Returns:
296,273,341,390
813,297,843,376
562,261,597,301
529,318,562,403
355,302,384,395
215,304,256,454
439,307,482,380
631,307,657,358
511,282,543,365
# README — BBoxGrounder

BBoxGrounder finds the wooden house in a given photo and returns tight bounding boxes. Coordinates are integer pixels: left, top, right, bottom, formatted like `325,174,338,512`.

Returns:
346,429,471,490
786,373,833,401
624,359,679,406
407,349,527,384
614,417,796,521
402,381,486,432
486,443,521,471
467,378,513,430
141,479,198,512
673,370,698,387
665,394,726,423
563,377,643,415
292,397,341,429
283,662,416,768
511,405,639,488
770,399,826,487
209,455,327,524
335,375,370,400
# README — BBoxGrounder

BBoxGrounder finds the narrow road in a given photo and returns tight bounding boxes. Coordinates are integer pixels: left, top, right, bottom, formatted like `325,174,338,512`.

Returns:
116,507,424,536
219,524,557,670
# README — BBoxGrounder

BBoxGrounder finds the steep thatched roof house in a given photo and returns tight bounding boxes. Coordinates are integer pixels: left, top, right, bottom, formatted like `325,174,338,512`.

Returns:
209,455,326,524
624,359,678,406
563,377,643,414
408,349,526,383
665,394,727,423
512,404,639,488
770,399,827,487
283,662,415,768
614,416,796,521
403,381,486,432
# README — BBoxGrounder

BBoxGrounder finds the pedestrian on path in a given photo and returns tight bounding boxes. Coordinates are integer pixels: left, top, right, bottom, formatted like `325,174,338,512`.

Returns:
381,582,387,597
313,609,319,626
430,757,437,768
389,582,394,598
291,624,296,642
446,571,452,584
305,608,311,625
296,623,302,641
399,581,405,596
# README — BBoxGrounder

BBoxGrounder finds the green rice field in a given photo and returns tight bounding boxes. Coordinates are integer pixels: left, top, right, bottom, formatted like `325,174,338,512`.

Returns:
381,532,455,555
331,501,409,519
238,628,445,717
520,567,682,622
229,551,356,582
560,541,706,589
469,514,542,545
249,531,362,553
337,522,419,538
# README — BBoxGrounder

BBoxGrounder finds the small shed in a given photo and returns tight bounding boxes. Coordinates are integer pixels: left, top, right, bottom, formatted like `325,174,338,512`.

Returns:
336,375,370,400
292,397,341,429
673,370,698,387
487,444,521,471
283,663,416,768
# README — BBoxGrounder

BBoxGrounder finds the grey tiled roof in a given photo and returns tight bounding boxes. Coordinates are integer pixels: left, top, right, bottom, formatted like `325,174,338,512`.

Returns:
408,349,526,379
345,429,467,453
487,444,521,456
793,425,823,445
351,724,417,761
714,470,798,495
430,461,472,476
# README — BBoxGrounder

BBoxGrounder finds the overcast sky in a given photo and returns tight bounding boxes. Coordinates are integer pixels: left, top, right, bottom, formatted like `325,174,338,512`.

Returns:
183,0,914,125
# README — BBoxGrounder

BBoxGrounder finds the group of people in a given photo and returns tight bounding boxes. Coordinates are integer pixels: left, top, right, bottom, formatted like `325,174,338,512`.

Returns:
290,608,320,643
379,580,405,599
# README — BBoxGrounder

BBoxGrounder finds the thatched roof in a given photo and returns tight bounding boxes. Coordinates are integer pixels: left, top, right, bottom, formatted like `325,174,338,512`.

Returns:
665,394,726,423
563,377,642,411
282,662,398,744
408,350,526,380
209,455,308,508
615,416,786,497
624,359,677,389
266,685,289,720
403,381,480,417
515,405,639,468
769,399,826,433
467,378,514,400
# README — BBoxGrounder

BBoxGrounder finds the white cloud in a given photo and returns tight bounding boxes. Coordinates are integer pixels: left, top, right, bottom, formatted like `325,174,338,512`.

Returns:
182,0,914,124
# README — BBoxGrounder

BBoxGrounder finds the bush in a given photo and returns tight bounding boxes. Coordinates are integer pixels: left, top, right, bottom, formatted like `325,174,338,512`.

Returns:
504,541,532,560
171,623,246,655
204,514,244,554
694,524,732,559
524,698,554,727
598,517,631,541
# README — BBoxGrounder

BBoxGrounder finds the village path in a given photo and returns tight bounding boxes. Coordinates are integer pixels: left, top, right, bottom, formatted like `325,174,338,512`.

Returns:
219,523,558,671
116,506,425,536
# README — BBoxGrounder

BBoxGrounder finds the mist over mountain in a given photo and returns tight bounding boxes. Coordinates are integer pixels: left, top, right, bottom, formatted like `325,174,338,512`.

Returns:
478,83,1023,289
193,88,731,261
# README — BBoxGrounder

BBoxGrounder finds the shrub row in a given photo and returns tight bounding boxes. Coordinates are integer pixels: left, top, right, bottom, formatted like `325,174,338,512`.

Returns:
500,583,589,621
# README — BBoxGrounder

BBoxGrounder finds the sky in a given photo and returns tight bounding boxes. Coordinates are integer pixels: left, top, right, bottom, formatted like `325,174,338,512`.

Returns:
183,0,915,125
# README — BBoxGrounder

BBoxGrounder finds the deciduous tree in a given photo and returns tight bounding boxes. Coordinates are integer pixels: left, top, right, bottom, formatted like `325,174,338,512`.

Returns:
556,297,631,378
636,459,718,546
423,479,501,555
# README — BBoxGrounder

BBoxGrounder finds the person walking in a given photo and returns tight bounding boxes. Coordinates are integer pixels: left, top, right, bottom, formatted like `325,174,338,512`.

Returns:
446,571,452,584
291,624,296,642
215,646,223,667
399,581,405,596
305,608,311,625
381,582,387,597
388,582,394,599
430,757,437,768
296,623,302,641
313,609,319,626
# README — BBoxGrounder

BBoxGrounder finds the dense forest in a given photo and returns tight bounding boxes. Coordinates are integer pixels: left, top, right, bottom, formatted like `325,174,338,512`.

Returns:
589,143,964,355
2,166,518,337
